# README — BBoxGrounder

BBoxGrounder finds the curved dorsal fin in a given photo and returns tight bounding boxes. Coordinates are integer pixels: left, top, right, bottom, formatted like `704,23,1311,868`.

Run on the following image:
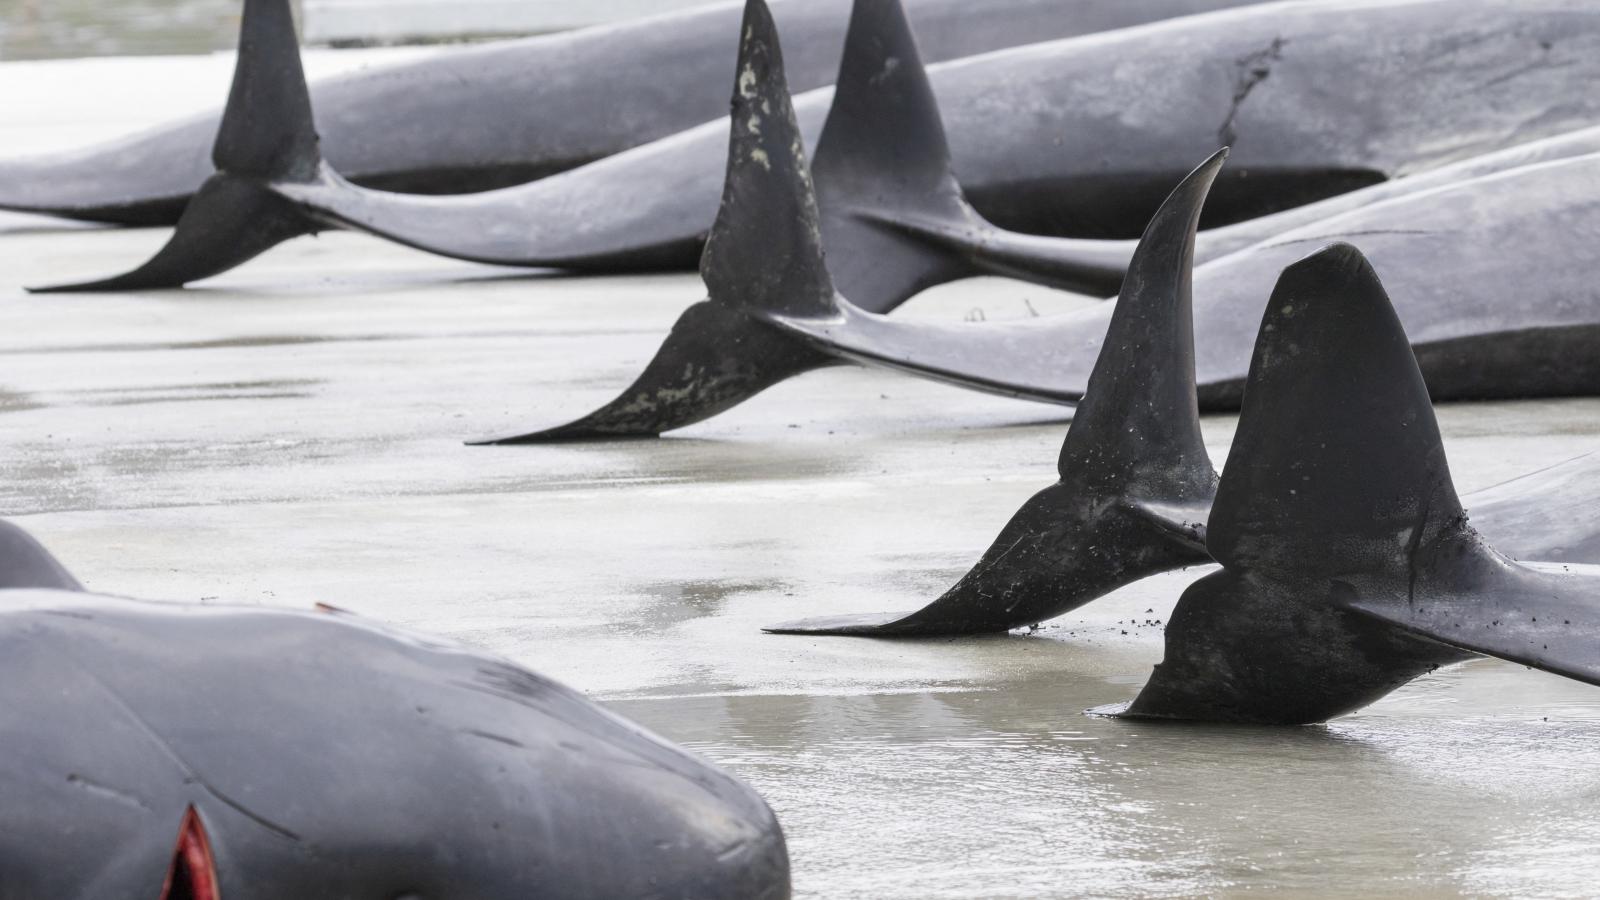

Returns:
1208,243,1463,577
1057,149,1226,492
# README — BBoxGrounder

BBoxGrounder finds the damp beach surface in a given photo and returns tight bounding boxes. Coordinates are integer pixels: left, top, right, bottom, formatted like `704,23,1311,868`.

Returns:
4,48,1600,900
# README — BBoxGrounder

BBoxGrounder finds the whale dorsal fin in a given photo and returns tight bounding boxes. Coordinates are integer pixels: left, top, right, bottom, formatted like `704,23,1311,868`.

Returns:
214,0,321,183
28,0,321,293
1206,243,1464,579
475,0,838,443
700,0,837,319
1056,150,1227,501
1211,243,1600,688
808,0,975,311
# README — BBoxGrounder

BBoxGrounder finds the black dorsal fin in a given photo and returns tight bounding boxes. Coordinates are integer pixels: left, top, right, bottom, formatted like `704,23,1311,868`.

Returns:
1208,243,1463,578
763,152,1227,637
213,0,322,182
29,0,321,293
1056,149,1227,494
699,0,837,319
808,0,976,312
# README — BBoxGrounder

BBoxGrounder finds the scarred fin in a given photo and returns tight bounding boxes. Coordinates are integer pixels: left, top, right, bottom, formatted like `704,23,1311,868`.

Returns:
474,0,836,444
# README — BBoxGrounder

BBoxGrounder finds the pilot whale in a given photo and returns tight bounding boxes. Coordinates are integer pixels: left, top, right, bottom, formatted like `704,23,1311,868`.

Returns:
1122,244,1600,724
0,526,790,899
471,0,1600,442
40,0,1600,293
0,0,1247,225
767,160,1600,636
810,0,1600,308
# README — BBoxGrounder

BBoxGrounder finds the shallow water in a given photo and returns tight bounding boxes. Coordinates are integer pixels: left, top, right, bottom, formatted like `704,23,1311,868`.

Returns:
619,666,1600,899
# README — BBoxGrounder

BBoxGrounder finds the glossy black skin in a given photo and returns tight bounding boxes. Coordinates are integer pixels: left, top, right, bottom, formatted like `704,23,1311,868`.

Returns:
45,0,1600,292
769,158,1600,637
0,0,1244,225
768,149,1228,635
0,551,788,898
1127,246,1600,724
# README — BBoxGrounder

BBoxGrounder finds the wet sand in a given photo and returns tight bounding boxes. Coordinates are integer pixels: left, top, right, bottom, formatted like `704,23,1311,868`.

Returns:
3,49,1600,898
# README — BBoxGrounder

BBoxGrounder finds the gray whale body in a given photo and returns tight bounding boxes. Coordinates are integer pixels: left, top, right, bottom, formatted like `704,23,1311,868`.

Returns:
0,532,789,899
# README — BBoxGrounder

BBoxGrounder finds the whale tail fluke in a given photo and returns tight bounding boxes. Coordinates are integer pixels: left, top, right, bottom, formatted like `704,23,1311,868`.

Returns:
479,0,839,444
766,151,1228,636
31,0,322,293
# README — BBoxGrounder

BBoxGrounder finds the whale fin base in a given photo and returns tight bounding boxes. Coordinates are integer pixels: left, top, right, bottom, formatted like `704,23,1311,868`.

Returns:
489,0,845,443
29,174,319,293
472,300,835,443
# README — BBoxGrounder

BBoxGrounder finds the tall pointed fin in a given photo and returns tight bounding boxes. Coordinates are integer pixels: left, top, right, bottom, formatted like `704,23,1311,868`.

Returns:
1208,243,1463,578
808,0,974,311
1057,149,1226,491
214,0,322,182
700,0,836,319
478,0,837,443
29,0,322,292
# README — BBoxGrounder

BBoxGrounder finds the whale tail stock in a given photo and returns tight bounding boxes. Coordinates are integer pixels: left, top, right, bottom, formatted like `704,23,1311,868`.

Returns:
31,0,323,293
765,149,1228,636
1126,244,1600,724
474,0,840,444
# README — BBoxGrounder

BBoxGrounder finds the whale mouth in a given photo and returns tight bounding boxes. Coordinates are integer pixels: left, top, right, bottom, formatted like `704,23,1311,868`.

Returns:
161,806,220,900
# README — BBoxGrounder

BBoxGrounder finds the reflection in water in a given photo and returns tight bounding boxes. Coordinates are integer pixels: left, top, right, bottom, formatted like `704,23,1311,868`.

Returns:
0,0,243,60
613,670,1600,899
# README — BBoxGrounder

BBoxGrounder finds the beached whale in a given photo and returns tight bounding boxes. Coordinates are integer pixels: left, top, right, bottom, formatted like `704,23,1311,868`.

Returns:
0,0,1249,225
1122,244,1600,725
474,0,1600,442
41,0,1600,293
811,0,1600,307
768,159,1600,637
0,529,789,899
